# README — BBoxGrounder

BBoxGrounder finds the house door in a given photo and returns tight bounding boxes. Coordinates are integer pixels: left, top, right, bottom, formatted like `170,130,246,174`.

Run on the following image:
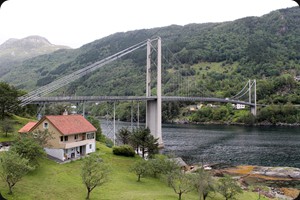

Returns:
80,146,86,155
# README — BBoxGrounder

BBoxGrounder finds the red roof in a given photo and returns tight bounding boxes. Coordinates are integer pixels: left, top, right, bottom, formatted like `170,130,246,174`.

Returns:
18,122,37,133
31,115,97,135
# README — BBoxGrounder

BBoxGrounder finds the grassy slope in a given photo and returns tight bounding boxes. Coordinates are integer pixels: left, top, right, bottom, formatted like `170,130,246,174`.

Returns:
0,116,269,199
0,115,36,142
0,142,269,200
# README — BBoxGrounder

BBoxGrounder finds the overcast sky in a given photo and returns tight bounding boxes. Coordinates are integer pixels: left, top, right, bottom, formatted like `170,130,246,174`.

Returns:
0,0,297,48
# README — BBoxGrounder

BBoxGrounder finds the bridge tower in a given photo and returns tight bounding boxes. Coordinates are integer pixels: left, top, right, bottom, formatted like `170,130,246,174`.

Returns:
146,37,163,146
249,79,257,116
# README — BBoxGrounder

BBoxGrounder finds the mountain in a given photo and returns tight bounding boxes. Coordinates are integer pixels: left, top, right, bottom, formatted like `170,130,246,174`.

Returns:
1,7,300,106
0,35,70,77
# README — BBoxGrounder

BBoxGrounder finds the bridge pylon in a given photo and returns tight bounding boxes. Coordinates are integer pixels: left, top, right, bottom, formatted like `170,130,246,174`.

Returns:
249,79,257,116
145,37,163,147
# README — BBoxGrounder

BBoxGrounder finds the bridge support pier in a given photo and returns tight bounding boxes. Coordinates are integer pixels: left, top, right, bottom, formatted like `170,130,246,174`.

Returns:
251,106,257,116
145,37,163,147
146,100,162,146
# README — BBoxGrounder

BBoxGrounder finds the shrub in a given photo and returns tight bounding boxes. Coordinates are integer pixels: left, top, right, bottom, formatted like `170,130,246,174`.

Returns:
112,145,135,157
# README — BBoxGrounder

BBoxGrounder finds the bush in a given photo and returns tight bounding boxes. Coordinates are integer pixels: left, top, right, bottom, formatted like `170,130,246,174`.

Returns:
105,138,113,148
112,145,135,157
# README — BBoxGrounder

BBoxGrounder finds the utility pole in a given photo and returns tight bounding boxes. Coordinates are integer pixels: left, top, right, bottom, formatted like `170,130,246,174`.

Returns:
254,79,257,116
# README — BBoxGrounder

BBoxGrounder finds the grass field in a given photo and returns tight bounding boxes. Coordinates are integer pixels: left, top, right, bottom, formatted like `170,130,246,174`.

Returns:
0,115,35,142
0,116,270,200
0,142,271,200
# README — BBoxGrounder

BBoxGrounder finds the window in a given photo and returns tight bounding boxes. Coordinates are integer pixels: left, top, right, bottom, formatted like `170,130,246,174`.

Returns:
74,134,78,140
87,133,95,140
89,144,92,149
60,136,63,142
43,122,48,129
64,136,68,141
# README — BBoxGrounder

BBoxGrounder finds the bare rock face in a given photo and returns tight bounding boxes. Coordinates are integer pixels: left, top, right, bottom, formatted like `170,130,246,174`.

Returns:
253,167,300,179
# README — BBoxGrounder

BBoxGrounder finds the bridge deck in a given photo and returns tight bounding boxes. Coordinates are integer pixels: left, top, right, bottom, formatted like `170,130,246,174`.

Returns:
29,96,255,106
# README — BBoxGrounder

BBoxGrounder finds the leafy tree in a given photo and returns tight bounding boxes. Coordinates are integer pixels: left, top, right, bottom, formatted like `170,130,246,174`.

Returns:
10,135,46,167
164,170,194,200
0,151,33,195
218,175,243,200
130,159,148,182
0,120,14,137
0,82,20,119
29,129,53,147
147,155,180,178
81,154,110,200
44,104,69,115
86,116,103,142
193,167,215,200
117,127,131,145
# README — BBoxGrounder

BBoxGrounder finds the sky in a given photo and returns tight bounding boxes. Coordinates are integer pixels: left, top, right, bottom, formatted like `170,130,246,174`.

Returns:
0,0,297,48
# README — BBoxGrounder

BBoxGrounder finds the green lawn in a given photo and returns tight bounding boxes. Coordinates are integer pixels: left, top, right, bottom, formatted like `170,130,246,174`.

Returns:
0,115,273,200
0,142,272,200
0,115,35,142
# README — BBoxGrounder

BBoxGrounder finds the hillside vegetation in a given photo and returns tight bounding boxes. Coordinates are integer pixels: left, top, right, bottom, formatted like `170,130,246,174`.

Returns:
1,7,300,123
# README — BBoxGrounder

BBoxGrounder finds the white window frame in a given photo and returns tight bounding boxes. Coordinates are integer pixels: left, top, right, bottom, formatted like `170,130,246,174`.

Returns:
86,132,95,140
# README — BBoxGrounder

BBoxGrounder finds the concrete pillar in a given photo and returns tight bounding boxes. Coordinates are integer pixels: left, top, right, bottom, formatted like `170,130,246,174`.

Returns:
146,38,163,146
146,39,151,97
146,100,162,145
82,101,85,118
156,37,162,146
251,106,256,116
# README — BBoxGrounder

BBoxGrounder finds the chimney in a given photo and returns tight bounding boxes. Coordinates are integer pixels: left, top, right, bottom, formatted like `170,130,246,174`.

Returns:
63,109,68,115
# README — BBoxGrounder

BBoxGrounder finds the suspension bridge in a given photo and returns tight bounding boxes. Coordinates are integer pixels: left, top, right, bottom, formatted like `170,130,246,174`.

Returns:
18,37,257,146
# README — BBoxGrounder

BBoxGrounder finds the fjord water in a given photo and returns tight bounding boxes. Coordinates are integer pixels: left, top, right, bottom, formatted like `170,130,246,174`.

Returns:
101,121,300,168
161,124,300,168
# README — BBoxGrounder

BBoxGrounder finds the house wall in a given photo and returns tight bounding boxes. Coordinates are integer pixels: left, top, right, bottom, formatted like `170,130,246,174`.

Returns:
45,148,64,161
33,119,62,148
86,141,96,154
32,119,96,160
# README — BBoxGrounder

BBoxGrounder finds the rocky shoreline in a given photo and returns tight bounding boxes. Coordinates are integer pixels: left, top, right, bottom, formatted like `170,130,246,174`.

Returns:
171,119,300,127
216,165,300,199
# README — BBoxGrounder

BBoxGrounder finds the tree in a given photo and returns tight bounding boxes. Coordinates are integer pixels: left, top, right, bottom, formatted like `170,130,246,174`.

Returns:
86,116,103,142
10,135,46,167
218,175,243,200
81,154,110,200
117,127,131,145
0,120,14,137
29,129,53,147
0,82,20,119
164,170,194,200
0,151,33,195
130,127,159,158
193,168,215,200
147,155,180,178
130,159,148,182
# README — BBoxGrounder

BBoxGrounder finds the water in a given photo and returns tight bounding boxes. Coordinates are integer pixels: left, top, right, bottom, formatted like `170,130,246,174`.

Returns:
100,121,300,168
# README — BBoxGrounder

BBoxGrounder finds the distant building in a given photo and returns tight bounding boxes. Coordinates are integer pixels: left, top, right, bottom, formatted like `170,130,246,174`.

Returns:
188,105,198,111
207,104,218,108
197,103,204,109
18,115,96,161
294,76,300,82
234,104,246,110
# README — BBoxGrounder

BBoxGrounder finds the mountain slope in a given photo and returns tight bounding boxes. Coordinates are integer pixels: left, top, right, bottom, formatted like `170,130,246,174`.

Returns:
0,35,70,77
1,7,300,105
